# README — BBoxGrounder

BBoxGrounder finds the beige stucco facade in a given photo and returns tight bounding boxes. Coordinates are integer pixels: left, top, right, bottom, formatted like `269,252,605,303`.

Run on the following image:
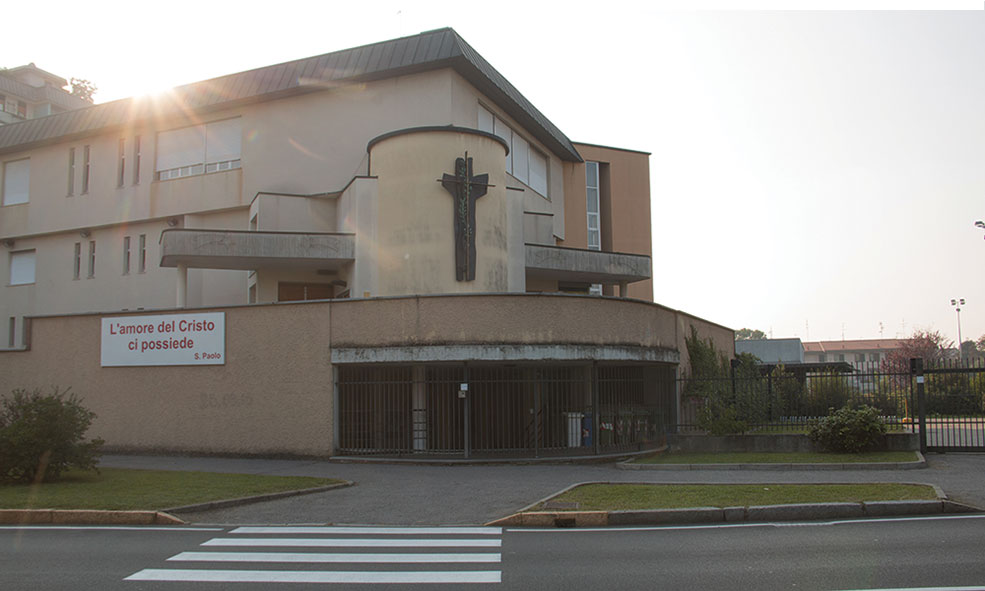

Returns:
0,295,730,456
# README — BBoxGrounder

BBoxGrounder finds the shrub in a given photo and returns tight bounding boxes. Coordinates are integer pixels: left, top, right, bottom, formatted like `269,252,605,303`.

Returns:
806,374,855,417
808,405,886,453
697,401,748,435
0,387,104,483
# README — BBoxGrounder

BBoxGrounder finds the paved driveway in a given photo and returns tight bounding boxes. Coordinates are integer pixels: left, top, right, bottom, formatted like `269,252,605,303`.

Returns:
99,453,985,526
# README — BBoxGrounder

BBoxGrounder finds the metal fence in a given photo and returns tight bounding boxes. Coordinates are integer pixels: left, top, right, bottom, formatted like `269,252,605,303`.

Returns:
336,363,676,458
679,362,914,432
678,358,985,450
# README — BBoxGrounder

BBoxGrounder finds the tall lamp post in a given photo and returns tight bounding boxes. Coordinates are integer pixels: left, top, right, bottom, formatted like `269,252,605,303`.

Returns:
951,298,965,360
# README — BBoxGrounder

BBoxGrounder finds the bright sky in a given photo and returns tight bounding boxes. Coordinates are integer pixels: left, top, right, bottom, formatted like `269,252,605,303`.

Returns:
5,1,983,344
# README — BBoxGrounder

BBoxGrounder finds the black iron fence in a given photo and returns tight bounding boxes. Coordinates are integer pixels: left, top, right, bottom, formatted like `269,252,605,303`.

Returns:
678,359,985,448
336,363,676,457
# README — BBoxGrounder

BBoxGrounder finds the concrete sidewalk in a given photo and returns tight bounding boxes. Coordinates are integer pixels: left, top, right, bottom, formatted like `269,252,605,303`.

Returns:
98,453,985,526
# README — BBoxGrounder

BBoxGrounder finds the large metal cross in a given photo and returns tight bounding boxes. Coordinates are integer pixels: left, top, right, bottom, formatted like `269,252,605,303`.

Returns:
440,152,492,281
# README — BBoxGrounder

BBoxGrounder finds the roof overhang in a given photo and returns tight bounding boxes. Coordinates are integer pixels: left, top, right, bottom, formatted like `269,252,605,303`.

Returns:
524,244,651,284
159,229,354,271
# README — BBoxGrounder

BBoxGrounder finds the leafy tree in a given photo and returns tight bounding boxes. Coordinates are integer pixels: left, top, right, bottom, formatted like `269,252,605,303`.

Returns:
69,78,97,103
881,329,952,374
735,328,767,341
960,340,981,361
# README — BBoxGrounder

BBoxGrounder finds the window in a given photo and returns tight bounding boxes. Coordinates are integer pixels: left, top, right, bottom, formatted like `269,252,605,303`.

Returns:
870,353,880,362
477,105,548,197
838,354,845,362
0,95,5,112
2,159,30,205
67,148,75,196
73,242,81,279
82,145,91,193
132,135,141,184
7,317,14,348
122,236,131,275
818,354,827,363
9,250,35,285
87,240,95,278
16,101,27,118
586,162,601,251
117,138,126,187
138,234,146,273
156,118,242,181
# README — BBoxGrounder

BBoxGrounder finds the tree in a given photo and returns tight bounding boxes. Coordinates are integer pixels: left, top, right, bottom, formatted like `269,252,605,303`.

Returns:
881,329,952,374
735,328,767,341
69,78,96,104
960,340,981,361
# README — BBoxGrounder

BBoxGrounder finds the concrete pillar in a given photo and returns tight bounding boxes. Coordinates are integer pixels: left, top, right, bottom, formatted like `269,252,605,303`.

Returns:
619,281,629,297
176,264,188,308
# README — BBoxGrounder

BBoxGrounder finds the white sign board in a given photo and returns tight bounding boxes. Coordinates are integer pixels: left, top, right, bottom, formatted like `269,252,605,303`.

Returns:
101,312,225,367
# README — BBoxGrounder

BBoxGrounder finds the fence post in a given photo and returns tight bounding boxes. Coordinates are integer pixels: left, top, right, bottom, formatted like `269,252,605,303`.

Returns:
462,364,470,459
911,357,927,454
592,362,600,456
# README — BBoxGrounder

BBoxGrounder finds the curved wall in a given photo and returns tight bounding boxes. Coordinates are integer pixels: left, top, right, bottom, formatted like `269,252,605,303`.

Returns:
368,128,523,295
0,294,732,456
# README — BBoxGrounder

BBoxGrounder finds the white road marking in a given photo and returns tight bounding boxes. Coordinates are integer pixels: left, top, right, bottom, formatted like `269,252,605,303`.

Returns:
203,537,501,548
169,551,501,563
125,569,502,584
230,526,501,535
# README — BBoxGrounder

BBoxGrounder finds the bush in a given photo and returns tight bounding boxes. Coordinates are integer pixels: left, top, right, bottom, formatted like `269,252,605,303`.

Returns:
806,374,855,417
808,405,886,453
697,401,748,435
0,387,104,483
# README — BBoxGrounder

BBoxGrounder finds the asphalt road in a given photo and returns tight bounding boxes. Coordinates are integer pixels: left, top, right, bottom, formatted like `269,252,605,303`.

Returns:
3,515,984,590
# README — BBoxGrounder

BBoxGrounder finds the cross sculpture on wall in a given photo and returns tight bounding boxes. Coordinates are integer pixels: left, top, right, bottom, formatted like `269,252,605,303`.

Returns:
439,152,492,281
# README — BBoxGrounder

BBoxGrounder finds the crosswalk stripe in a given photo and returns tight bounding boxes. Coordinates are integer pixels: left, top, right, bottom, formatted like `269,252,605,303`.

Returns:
125,569,502,584
169,551,502,563
202,537,501,548
230,526,501,536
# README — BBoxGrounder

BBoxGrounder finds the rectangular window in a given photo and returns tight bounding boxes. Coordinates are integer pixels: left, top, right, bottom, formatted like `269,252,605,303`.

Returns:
67,148,75,196
82,145,91,193
586,161,601,251
156,118,242,180
9,250,36,285
117,138,126,187
855,353,865,363
818,354,827,363
122,236,131,275
478,105,548,197
132,135,141,184
870,353,880,362
87,240,95,278
7,317,14,348
16,101,27,118
138,234,146,273
0,95,5,113
73,242,81,279
2,159,30,206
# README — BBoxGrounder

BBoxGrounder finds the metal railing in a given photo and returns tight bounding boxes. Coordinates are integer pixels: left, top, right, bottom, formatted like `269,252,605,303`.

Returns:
336,363,675,457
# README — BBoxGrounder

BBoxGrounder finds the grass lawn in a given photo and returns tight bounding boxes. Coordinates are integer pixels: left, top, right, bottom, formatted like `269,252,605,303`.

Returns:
632,450,919,464
538,483,938,511
0,468,344,511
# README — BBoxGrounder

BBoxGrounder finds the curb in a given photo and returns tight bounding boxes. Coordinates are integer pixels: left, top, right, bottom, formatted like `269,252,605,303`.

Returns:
486,499,981,528
164,480,354,514
617,452,927,471
0,509,184,526
0,481,354,526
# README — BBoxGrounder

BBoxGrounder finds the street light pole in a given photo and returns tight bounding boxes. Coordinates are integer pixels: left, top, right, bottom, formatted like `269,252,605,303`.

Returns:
950,298,965,360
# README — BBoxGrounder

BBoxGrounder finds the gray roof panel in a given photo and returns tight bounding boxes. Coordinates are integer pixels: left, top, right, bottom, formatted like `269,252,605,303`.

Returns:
0,28,580,161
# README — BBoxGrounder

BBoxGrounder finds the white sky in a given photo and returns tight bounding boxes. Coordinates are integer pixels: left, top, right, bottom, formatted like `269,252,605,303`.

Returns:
5,1,983,344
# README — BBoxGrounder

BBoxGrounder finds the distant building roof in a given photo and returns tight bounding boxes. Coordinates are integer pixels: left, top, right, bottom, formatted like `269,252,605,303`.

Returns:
0,65,90,113
0,28,582,162
802,339,905,353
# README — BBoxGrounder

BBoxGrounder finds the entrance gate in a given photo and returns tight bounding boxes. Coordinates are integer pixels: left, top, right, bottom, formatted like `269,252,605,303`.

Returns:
334,363,676,458
912,359,985,452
